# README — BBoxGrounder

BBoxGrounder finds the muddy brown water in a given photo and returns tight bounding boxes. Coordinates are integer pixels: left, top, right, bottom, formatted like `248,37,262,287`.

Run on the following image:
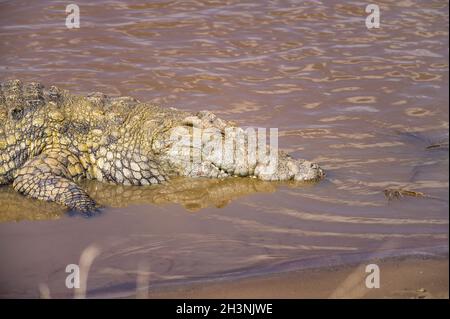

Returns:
0,0,448,298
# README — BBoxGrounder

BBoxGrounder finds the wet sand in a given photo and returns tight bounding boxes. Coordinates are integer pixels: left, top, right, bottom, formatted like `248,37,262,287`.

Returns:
142,256,448,299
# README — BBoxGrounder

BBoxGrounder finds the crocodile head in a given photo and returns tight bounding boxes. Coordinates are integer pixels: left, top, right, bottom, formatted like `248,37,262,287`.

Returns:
151,110,325,182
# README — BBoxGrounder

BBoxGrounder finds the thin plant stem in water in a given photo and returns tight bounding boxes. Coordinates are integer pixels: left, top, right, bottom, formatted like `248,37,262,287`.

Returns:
74,244,101,299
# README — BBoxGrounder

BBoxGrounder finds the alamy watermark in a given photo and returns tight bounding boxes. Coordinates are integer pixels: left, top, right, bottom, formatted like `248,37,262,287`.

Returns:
365,264,380,289
365,4,380,29
168,127,279,175
65,264,80,289
65,4,80,29
65,3,380,30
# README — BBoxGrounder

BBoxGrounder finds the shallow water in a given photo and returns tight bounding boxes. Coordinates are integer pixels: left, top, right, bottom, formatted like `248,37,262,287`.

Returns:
0,0,448,298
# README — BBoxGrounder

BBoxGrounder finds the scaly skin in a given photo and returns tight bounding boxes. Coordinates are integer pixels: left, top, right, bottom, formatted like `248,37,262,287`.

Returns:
0,79,324,213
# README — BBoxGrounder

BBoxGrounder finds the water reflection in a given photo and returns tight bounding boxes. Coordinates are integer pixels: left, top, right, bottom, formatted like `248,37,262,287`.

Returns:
86,177,279,211
0,177,289,221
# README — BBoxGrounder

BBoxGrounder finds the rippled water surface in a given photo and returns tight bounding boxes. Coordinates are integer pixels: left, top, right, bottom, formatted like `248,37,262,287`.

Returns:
0,0,448,298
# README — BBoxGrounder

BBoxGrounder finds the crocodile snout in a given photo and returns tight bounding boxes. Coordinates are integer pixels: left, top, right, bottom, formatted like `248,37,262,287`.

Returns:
294,160,325,182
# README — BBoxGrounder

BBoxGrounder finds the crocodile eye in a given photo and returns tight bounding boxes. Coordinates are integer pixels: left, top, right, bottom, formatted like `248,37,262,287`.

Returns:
10,107,24,121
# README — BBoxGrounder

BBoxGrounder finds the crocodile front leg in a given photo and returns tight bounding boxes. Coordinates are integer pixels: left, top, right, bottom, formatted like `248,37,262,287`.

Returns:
12,150,98,213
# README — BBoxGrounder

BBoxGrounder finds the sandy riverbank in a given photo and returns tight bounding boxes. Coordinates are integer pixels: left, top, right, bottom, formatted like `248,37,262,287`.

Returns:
140,256,448,299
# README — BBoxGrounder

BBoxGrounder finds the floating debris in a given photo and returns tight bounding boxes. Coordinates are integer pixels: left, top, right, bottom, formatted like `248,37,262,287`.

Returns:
416,288,427,293
383,188,443,201
394,130,449,150
384,188,426,201
426,141,449,150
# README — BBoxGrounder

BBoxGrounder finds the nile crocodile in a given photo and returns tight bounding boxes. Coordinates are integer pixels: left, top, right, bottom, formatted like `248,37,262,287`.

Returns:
0,79,324,213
